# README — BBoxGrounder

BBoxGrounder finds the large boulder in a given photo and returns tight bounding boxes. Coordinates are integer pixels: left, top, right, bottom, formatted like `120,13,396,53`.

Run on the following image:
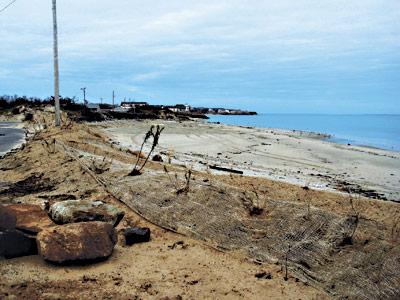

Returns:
36,221,117,264
6,204,54,234
0,229,37,259
0,205,16,230
48,200,124,227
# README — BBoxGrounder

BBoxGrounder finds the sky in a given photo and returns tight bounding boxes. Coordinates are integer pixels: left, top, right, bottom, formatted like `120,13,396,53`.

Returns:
0,0,399,113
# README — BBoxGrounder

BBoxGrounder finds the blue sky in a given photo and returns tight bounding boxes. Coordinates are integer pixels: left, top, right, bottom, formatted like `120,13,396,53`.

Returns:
0,0,399,113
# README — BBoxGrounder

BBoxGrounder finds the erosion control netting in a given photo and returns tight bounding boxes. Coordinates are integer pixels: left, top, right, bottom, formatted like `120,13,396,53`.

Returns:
103,173,399,300
59,143,399,300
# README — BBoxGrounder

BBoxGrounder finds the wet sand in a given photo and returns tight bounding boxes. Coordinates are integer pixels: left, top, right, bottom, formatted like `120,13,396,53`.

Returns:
100,119,400,202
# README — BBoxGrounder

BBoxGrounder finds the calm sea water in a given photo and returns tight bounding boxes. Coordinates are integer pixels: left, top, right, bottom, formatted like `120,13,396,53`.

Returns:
207,114,400,152
0,122,25,156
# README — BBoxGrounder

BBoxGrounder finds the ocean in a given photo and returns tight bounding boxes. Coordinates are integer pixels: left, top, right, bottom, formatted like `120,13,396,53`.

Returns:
0,122,25,156
207,114,400,152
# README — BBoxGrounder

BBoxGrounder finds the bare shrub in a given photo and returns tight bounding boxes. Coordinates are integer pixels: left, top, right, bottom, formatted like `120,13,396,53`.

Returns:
129,125,164,176
390,209,400,242
166,149,174,164
302,183,311,220
42,138,56,154
89,156,112,174
284,244,291,281
242,184,265,216
339,191,360,246
249,184,264,215
177,168,192,195
163,165,193,195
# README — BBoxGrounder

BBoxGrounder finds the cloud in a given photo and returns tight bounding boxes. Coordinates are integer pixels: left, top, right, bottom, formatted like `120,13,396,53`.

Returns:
132,71,163,82
0,0,399,112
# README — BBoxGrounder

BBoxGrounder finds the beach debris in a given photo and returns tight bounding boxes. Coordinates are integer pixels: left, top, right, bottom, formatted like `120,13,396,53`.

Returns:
48,200,124,227
255,271,272,280
0,229,38,259
0,173,55,197
335,180,387,200
209,165,243,175
127,149,146,158
124,227,151,245
152,154,163,162
129,124,164,176
0,204,16,230
168,240,188,250
36,221,117,264
6,204,55,234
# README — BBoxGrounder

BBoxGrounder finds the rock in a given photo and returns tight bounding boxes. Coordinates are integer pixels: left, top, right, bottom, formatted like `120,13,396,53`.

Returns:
0,205,16,230
6,204,54,234
128,149,146,159
48,200,124,227
255,271,272,279
124,227,151,245
36,221,117,264
0,229,37,259
152,154,163,162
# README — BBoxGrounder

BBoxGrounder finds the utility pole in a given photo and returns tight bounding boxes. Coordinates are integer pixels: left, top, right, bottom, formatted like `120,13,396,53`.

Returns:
81,87,87,105
112,90,115,107
52,0,61,126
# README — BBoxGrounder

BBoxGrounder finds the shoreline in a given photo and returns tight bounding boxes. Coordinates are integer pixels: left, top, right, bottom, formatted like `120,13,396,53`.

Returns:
206,114,400,153
97,119,400,202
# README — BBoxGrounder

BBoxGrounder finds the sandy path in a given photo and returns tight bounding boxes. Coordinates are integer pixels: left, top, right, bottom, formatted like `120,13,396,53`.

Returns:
100,120,400,201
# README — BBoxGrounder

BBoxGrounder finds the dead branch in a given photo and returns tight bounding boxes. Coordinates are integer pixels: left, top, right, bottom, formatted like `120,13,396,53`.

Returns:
130,125,164,176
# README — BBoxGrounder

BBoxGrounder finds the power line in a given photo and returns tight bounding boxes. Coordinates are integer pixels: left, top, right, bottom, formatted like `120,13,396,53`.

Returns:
0,0,17,14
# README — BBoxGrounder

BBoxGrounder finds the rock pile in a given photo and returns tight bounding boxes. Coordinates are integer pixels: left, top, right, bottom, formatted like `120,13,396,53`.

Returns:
0,200,125,264
1,198,152,264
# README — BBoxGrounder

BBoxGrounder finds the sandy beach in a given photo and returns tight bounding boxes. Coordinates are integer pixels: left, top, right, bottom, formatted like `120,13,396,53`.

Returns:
101,119,400,202
1,112,399,299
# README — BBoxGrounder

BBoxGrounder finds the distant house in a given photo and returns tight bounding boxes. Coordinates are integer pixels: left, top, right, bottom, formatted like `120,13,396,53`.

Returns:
112,106,129,113
86,103,100,112
168,104,191,113
120,101,148,108
217,108,230,114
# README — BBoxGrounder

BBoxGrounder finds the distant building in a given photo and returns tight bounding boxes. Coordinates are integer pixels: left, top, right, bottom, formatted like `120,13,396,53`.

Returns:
120,101,148,108
217,108,230,114
112,106,129,113
86,103,100,112
167,104,191,113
